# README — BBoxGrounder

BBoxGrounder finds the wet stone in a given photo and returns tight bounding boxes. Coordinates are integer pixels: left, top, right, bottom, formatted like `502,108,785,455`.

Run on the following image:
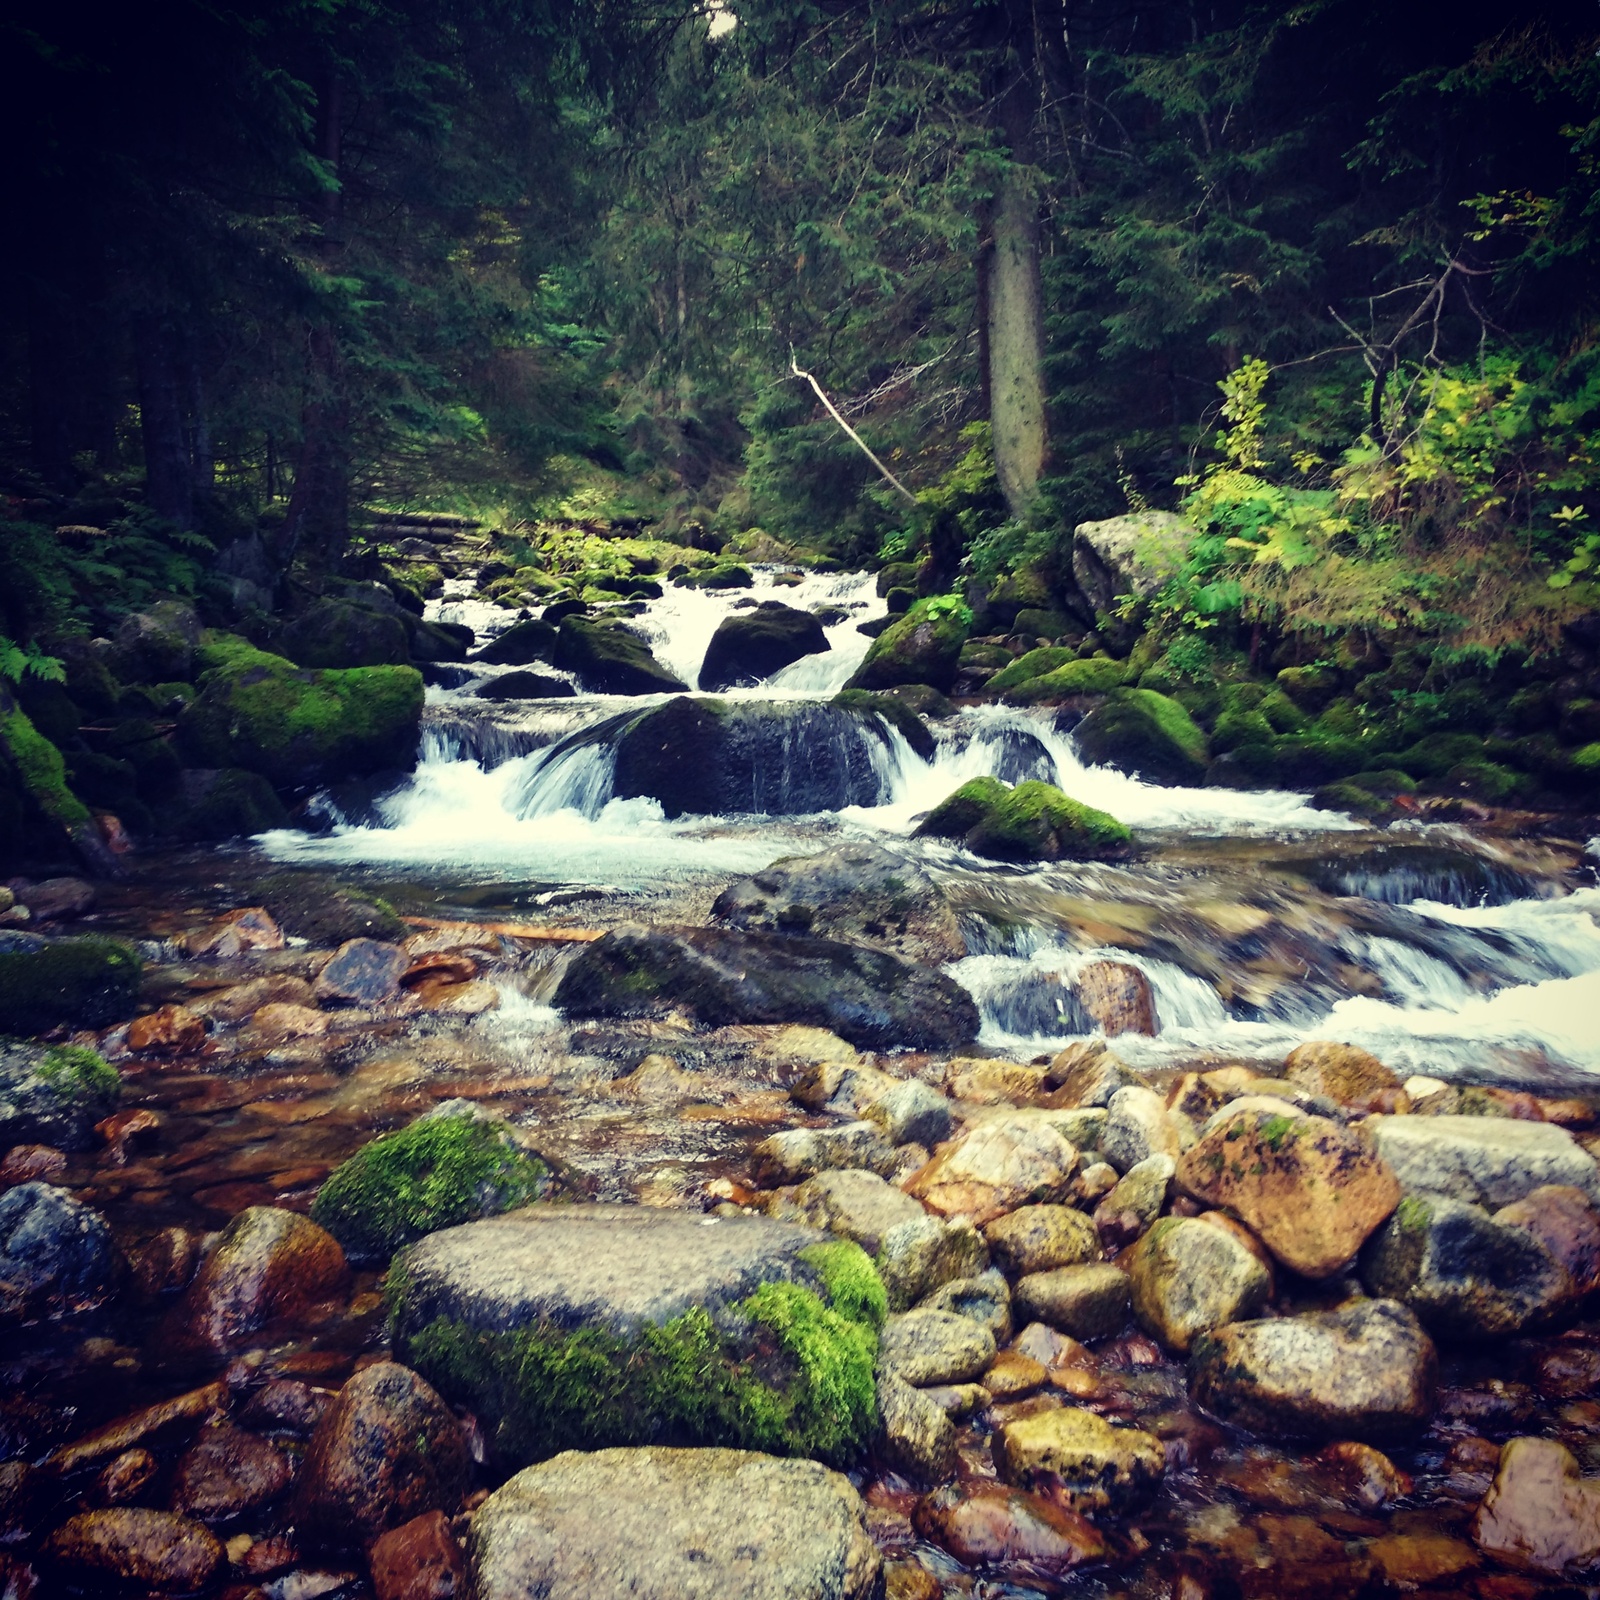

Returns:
1284,1041,1399,1107
903,1111,1079,1225
181,907,285,960
753,1122,898,1184
368,1509,464,1600
0,1145,65,1188
1043,1041,1131,1107
982,1203,1100,1276
312,939,410,1006
171,1422,294,1523
876,1213,988,1312
0,1181,120,1325
788,1168,927,1255
1473,1436,1600,1576
43,1508,225,1593
862,1079,954,1148
97,1448,158,1505
1495,1183,1600,1297
126,1003,207,1054
918,1268,1011,1343
1369,1114,1600,1207
1073,961,1157,1036
877,1371,957,1479
1127,1215,1272,1353
913,1481,1105,1576
1100,1085,1180,1173
997,1405,1165,1513
880,1308,996,1385
1094,1153,1174,1237
1013,1263,1130,1340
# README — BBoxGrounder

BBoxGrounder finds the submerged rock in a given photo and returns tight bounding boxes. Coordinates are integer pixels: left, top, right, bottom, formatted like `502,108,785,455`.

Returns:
1473,1437,1600,1576
0,1182,120,1324
0,1039,120,1151
43,1507,224,1593
555,922,979,1051
914,1481,1105,1576
997,1405,1165,1514
171,1422,293,1522
698,602,829,691
0,936,142,1036
469,1446,880,1600
369,1510,465,1600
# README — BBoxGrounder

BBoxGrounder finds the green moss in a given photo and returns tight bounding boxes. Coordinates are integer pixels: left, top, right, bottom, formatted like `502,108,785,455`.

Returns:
0,705,92,829
1005,656,1130,704
916,776,1008,839
831,689,936,761
312,1112,550,1262
1212,708,1275,752
916,776,1130,861
1258,689,1310,734
1574,742,1600,773
846,595,971,694
1219,681,1269,715
958,641,1013,671
0,936,142,1034
1440,759,1528,803
800,1240,887,1331
36,1043,120,1099
1396,731,1486,777
677,564,754,590
195,629,281,679
985,646,1077,693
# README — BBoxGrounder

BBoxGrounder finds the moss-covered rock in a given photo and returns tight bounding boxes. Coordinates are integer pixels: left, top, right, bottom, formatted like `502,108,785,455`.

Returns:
0,935,142,1035
1394,731,1486,777
277,599,411,670
876,561,921,597
1211,708,1276,752
914,777,1130,862
1276,665,1341,712
698,603,829,692
1439,759,1529,803
178,636,423,788
0,689,117,874
675,564,754,590
845,597,970,695
168,768,290,841
1259,689,1311,734
312,1104,550,1264
471,618,559,666
110,598,200,683
831,690,936,761
254,871,407,944
1011,608,1079,641
1072,689,1209,785
0,1038,120,1150
552,617,688,695
1004,657,1130,705
102,718,181,799
985,647,1077,694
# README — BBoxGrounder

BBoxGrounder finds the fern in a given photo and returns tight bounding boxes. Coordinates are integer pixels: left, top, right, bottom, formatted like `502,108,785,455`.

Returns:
0,635,65,686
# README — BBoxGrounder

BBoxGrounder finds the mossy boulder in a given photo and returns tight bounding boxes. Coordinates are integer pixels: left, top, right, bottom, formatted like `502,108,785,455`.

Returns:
551,617,687,695
0,935,142,1035
1072,689,1209,785
0,1038,120,1150
312,1103,551,1264
985,647,1077,694
1004,657,1130,706
845,597,970,695
876,561,921,597
277,600,411,670
914,776,1130,862
167,768,289,841
1211,708,1276,752
254,871,407,944
1439,759,1530,803
1393,731,1486,778
0,689,117,875
1011,607,1079,641
1276,665,1342,712
981,567,1053,629
388,1205,883,1466
178,636,423,788
698,603,829,691
472,618,559,667
831,690,936,761
110,598,200,683
676,564,753,590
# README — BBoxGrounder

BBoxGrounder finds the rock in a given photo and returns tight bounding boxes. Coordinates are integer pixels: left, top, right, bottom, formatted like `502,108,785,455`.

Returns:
165,1206,350,1358
1496,1185,1600,1296
469,1446,880,1600
1072,512,1194,617
111,599,201,682
171,1422,293,1522
98,1447,157,1504
43,1508,224,1593
0,1144,65,1187
388,1205,882,1464
914,776,1134,865
475,669,574,700
555,923,979,1052
1044,1041,1131,1106
1312,1439,1412,1510
0,1039,120,1152
0,1182,119,1324
369,1510,464,1600
552,616,688,694
1370,1116,1600,1207
1126,1216,1272,1353
0,935,143,1035
16,877,95,921
242,1001,329,1042
946,1057,1047,1104
789,1168,927,1255
278,599,411,669
790,1056,890,1115
1013,1264,1130,1339
167,766,290,841
1359,1195,1574,1339
472,618,558,666
1284,1041,1399,1106
880,1308,996,1385
1473,1437,1600,1576
311,1102,549,1263
984,1348,1046,1398
913,1481,1104,1575
903,1112,1079,1225
1188,1299,1437,1440
126,1003,206,1054
997,1405,1165,1513
983,1205,1100,1276
877,1372,957,1478
877,1215,988,1312
180,906,287,960
179,637,423,788
296,1362,469,1546
845,597,968,694
920,1267,1011,1342
1176,1102,1401,1277
699,603,829,691
1101,1086,1179,1171
1095,1154,1174,1235
312,938,409,1006
255,872,406,946
1075,964,1158,1038
863,1080,955,1148
190,973,313,1024
713,840,964,965
754,1124,898,1184
1072,689,1210,786
45,1383,229,1476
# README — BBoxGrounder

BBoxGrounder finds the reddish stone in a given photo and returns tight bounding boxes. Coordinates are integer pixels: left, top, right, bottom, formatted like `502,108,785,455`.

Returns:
912,1482,1105,1574
1532,1343,1600,1402
312,940,409,1007
1308,1441,1411,1510
0,1146,66,1188
171,1423,293,1522
46,1384,229,1475
128,1227,200,1299
1072,961,1156,1036
1474,1437,1600,1575
400,953,477,988
96,1448,158,1505
241,1379,331,1433
43,1508,224,1592
1496,1185,1600,1297
96,1108,161,1164
182,908,285,960
368,1510,464,1600
126,1005,207,1056
0,1554,38,1600
238,1535,297,1577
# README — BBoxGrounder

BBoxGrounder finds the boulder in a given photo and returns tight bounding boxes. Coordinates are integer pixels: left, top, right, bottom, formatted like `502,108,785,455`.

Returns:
1072,689,1209,786
864,1079,955,1148
472,618,559,666
1495,1185,1600,1297
1369,1116,1600,1207
1101,1086,1179,1171
1473,1437,1600,1576
1074,963,1158,1037
110,599,201,683
552,616,687,694
469,1446,880,1600
997,1406,1165,1513
312,937,409,1005
877,1372,957,1478
713,839,964,965
255,871,407,945
1012,1264,1130,1339
903,1112,1080,1225
1126,1215,1271,1353
845,597,969,694
43,1508,224,1593
982,1205,1101,1277
296,1362,470,1546
1284,1041,1400,1107
555,923,979,1052
170,1422,293,1522
920,1267,1011,1342
1044,1042,1132,1107
1176,1101,1401,1277
310,1102,550,1263
1095,1154,1175,1235
914,1481,1104,1576
788,1169,929,1255
277,599,411,669
0,1182,120,1324
879,1308,996,1385
167,767,289,840
754,1123,898,1184
370,1510,466,1600
913,776,1129,862
12,876,95,921
0,937,142,1035
388,1205,883,1465
1071,512,1194,618
164,1206,350,1358
699,603,830,691
0,1039,120,1151
1359,1195,1575,1339
1188,1299,1437,1441
476,669,575,700
877,1215,989,1313
830,688,938,761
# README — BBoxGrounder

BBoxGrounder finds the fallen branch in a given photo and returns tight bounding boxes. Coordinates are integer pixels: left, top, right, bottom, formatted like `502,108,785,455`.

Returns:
790,351,919,505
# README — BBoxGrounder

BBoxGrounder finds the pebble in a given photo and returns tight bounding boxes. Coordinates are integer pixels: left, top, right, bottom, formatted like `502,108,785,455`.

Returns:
171,1422,294,1522
997,1405,1165,1512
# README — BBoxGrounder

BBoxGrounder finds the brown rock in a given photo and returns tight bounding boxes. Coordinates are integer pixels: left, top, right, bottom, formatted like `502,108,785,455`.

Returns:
181,907,285,960
0,1146,66,1188
126,1005,207,1055
312,940,409,1007
0,1461,45,1543
883,1561,941,1600
1495,1185,1600,1297
1176,1102,1401,1277
47,1383,229,1475
242,1002,329,1043
96,1449,158,1505
238,1533,297,1577
1013,1263,1130,1340
172,1423,293,1522
1043,1041,1129,1105
1534,1343,1600,1401
1072,961,1156,1036
984,1350,1047,1399
128,1226,200,1299
1474,1437,1600,1575
402,924,501,959
408,978,499,1014
1368,1531,1477,1586
946,1059,1046,1104
1308,1440,1411,1510
902,1112,1079,1225
912,1481,1104,1575
368,1509,464,1600
295,1362,469,1546
18,877,95,921
241,1378,330,1433
400,953,478,988
43,1508,224,1592
996,1405,1165,1513
191,975,315,1025
983,1204,1100,1276
165,1207,349,1358
96,1108,161,1164
1284,1041,1399,1106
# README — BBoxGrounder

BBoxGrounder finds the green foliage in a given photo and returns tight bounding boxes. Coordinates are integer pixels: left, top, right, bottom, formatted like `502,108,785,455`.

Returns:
0,636,64,687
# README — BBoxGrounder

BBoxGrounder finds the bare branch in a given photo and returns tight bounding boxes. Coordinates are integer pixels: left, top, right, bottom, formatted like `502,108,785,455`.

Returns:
790,350,919,504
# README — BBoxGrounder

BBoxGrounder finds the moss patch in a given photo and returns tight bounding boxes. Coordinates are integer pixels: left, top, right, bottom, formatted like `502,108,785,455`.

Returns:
985,647,1077,693
831,689,936,762
845,596,971,694
1004,655,1130,704
36,1043,120,1099
915,776,1130,861
312,1112,550,1263
0,703,92,830
0,936,143,1035
1073,688,1210,785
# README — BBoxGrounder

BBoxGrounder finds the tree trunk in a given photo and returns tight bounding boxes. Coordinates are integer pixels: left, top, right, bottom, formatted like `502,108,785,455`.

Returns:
133,311,195,528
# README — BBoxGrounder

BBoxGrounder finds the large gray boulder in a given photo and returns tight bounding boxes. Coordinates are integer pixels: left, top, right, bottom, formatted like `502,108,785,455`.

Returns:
698,603,829,692
470,1447,880,1600
554,923,979,1052
1071,512,1194,617
712,839,964,965
388,1205,882,1467
0,1182,120,1324
1369,1116,1600,1208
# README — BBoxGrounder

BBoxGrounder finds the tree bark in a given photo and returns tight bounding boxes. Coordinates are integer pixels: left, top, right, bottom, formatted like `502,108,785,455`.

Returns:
133,311,195,528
